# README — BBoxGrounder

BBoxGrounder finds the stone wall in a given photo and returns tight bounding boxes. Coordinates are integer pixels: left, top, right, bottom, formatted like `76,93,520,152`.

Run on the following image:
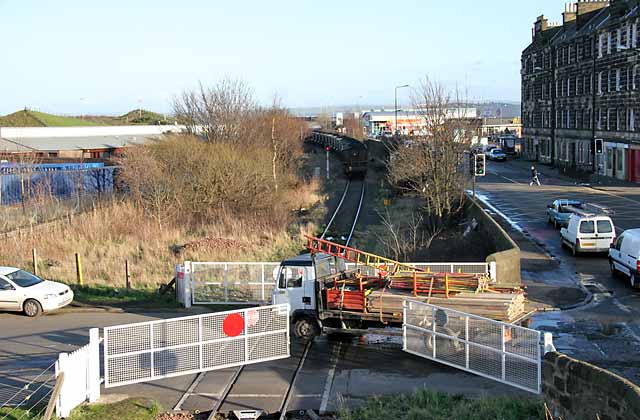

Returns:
543,351,640,420
466,198,522,288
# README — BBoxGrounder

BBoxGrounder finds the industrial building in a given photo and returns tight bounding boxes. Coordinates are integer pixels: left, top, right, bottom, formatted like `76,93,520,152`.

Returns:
362,107,478,136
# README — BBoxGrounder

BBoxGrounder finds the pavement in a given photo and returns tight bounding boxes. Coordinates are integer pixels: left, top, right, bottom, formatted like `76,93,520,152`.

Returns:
477,158,640,385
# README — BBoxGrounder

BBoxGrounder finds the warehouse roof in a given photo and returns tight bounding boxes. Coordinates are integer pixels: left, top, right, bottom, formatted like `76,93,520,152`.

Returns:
0,134,154,153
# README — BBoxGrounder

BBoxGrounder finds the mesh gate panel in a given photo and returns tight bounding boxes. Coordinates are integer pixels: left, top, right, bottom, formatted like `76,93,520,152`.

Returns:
104,304,290,388
403,300,541,394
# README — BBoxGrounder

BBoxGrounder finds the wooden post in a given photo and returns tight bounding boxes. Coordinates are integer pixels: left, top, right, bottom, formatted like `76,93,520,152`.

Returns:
43,372,64,420
75,253,84,286
32,248,38,276
125,260,131,289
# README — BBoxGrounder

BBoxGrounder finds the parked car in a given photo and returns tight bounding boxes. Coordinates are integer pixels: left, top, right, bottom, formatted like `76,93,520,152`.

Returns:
547,199,584,229
609,229,640,289
487,148,507,161
0,267,73,317
560,214,616,256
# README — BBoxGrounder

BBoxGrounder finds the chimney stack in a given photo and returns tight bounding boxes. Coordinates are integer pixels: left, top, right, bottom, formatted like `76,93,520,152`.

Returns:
563,3,578,25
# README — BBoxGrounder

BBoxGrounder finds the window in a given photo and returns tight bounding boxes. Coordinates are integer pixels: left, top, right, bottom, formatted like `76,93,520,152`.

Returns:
597,109,602,129
598,72,603,94
0,278,14,291
567,78,571,96
580,221,595,234
617,28,622,49
599,33,605,57
615,235,625,251
630,108,636,131
633,22,638,48
6,270,43,288
616,69,621,91
597,220,613,234
634,65,640,90
608,70,612,92
607,109,612,130
567,109,572,128
617,149,624,171
608,32,612,54
278,266,303,289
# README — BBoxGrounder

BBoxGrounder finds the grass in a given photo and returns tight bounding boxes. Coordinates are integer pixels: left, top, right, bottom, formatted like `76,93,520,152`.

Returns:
69,284,179,308
0,182,322,292
0,406,47,420
67,398,161,420
0,109,176,127
338,389,543,420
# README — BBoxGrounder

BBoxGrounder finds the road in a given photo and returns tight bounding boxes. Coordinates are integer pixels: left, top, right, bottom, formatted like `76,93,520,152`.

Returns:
478,159,640,385
0,309,528,416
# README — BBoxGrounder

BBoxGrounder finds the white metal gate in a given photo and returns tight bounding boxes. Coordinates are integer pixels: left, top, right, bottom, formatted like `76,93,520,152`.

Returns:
104,304,290,388
403,299,541,394
189,261,280,305
180,261,495,306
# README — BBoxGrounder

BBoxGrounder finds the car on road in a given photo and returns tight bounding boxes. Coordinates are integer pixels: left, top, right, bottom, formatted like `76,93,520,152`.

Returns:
487,148,507,161
609,229,640,289
547,199,584,229
560,214,616,256
0,267,73,316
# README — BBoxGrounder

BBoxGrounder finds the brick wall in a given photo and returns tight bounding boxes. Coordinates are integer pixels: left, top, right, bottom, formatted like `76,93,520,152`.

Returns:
543,351,640,420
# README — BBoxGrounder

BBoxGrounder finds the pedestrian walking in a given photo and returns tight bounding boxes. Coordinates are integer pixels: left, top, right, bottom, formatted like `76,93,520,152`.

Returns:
530,165,541,186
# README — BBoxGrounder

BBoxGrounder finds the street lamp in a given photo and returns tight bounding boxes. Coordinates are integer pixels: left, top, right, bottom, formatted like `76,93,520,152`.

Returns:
395,85,409,136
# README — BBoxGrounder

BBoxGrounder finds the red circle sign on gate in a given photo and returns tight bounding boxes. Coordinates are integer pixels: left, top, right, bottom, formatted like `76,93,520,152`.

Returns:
222,313,245,337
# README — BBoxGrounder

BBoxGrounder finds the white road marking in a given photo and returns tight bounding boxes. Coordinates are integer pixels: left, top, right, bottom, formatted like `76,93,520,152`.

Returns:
471,192,523,233
613,300,633,314
621,323,640,345
319,342,341,414
593,342,607,358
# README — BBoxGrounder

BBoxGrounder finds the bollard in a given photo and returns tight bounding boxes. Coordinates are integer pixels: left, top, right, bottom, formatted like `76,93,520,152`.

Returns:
32,248,38,276
75,253,84,286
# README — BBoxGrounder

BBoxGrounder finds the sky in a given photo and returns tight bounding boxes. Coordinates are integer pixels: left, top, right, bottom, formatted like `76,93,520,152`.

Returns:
0,0,566,115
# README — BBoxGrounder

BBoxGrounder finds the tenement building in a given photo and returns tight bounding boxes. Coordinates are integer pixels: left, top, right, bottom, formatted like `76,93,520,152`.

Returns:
522,0,640,182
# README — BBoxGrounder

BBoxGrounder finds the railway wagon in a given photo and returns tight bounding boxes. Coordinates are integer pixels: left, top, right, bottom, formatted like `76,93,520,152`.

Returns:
307,131,368,177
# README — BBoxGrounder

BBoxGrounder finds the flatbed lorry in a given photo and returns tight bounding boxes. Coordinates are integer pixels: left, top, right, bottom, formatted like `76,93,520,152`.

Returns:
272,237,522,339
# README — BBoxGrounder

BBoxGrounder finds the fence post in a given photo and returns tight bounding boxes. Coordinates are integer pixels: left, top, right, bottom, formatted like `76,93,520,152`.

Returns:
75,253,83,286
185,261,192,308
88,328,100,403
44,372,64,420
32,248,38,276
125,260,131,290
489,261,497,283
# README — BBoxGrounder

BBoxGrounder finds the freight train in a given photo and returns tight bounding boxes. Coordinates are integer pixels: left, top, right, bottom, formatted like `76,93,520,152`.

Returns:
307,131,368,178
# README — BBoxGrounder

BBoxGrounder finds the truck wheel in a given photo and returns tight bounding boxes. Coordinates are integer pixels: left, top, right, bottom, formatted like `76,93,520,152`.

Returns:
554,220,558,229
610,261,617,277
294,318,319,340
23,299,42,317
572,244,577,256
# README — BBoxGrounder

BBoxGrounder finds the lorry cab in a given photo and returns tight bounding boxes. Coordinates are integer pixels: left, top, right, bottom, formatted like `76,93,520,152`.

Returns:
272,253,344,338
609,229,640,289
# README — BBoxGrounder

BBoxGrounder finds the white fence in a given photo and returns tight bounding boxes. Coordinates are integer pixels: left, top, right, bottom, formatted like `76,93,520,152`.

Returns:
403,299,541,394
55,328,101,417
178,260,495,307
103,304,290,388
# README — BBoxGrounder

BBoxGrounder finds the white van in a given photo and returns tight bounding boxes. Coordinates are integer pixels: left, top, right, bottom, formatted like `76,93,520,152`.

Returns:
609,229,640,289
560,214,616,255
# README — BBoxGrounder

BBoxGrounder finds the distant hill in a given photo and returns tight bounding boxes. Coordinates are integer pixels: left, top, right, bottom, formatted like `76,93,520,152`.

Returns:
0,109,176,127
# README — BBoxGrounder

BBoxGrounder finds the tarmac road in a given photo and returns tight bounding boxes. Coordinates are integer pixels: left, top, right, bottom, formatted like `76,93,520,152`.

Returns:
0,309,529,415
478,159,640,385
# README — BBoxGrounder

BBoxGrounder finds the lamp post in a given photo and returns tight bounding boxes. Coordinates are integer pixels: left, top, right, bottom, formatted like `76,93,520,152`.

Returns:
395,84,409,136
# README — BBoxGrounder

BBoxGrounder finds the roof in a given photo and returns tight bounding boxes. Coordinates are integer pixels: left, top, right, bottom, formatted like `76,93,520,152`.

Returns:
0,267,19,276
622,228,640,236
0,134,153,153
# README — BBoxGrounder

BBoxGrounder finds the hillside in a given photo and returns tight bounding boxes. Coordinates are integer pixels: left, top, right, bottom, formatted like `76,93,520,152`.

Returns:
0,109,176,127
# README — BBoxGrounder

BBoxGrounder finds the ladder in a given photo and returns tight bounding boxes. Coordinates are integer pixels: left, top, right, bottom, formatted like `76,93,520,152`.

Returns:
305,235,424,276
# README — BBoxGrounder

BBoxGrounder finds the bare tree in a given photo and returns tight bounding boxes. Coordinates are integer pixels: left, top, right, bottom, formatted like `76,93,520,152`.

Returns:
386,77,479,249
173,78,256,143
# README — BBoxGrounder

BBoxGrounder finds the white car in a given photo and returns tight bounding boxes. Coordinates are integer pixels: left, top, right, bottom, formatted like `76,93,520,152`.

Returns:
609,229,640,289
560,214,616,255
0,267,74,316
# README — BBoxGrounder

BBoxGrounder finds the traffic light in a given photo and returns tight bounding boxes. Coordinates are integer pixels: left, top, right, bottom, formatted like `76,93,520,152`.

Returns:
595,138,603,155
474,154,486,177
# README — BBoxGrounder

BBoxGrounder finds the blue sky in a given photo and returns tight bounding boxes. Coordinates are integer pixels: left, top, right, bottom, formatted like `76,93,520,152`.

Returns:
0,0,565,115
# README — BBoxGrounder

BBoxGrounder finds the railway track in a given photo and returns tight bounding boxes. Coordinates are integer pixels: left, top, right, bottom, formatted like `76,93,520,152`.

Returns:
321,178,366,247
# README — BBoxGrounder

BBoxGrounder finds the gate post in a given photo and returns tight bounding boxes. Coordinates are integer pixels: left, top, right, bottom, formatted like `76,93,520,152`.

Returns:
184,261,192,308
489,261,497,283
88,328,100,403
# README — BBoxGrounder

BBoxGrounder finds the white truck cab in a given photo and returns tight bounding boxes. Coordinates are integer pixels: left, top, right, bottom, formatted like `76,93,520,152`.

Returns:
272,253,344,337
560,213,616,255
609,229,640,289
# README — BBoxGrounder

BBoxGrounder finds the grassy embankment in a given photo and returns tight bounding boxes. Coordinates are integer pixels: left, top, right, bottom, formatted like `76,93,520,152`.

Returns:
0,398,160,420
338,389,544,420
0,109,175,127
0,185,323,306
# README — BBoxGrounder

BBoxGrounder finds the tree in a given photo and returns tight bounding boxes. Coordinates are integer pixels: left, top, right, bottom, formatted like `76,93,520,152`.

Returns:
173,78,256,143
386,77,479,249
